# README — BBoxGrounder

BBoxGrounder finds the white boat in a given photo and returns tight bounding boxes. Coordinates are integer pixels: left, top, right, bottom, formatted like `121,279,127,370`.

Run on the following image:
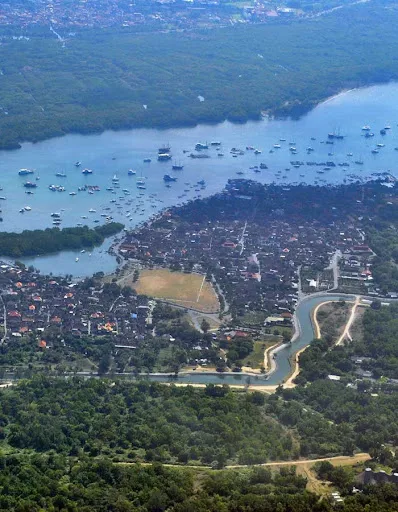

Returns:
75,258,79,262
81,250,85,254
273,144,281,149
112,174,119,182
128,169,136,175
362,125,371,131
18,168,34,176
69,192,76,196
24,206,31,211
89,208,96,213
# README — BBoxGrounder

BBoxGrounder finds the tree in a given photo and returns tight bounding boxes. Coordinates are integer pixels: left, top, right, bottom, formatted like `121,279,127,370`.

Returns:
200,319,210,334
98,353,111,375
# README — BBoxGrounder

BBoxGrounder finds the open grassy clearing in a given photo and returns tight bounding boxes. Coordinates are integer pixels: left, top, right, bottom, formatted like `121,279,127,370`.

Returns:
122,268,219,313
241,339,280,370
316,301,351,339
350,305,366,342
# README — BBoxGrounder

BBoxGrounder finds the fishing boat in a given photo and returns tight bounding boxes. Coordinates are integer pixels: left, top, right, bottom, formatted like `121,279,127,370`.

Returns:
362,125,371,131
112,174,119,182
195,142,208,151
128,169,136,175
23,181,37,188
82,168,93,175
75,161,81,167
55,172,67,178
172,161,184,170
158,153,172,161
163,174,177,182
158,144,171,154
18,168,34,176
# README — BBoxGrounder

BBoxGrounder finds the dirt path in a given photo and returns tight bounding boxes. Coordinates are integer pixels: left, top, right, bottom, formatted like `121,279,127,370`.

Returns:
282,297,360,388
283,346,308,388
263,341,282,372
117,452,370,470
336,296,360,345
312,300,339,339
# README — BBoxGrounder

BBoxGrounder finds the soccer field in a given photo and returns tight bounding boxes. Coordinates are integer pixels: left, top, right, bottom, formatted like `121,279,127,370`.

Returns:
123,269,219,313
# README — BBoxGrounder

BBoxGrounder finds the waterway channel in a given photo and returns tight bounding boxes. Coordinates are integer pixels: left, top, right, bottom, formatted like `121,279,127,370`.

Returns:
139,294,353,387
1,82,398,277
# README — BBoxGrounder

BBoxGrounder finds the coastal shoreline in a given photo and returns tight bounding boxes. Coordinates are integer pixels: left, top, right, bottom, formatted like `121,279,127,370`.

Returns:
0,82,387,154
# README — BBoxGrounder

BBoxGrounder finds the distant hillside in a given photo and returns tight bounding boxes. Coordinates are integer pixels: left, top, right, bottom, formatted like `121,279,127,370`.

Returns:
1,2,398,148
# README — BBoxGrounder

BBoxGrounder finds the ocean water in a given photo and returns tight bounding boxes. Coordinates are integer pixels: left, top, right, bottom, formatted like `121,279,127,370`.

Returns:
1,82,398,276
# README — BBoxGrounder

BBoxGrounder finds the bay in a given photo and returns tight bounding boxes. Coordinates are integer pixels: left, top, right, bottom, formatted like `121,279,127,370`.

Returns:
1,82,397,277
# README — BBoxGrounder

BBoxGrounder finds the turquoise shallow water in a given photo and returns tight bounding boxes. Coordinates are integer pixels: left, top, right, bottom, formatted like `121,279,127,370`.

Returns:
1,82,398,276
